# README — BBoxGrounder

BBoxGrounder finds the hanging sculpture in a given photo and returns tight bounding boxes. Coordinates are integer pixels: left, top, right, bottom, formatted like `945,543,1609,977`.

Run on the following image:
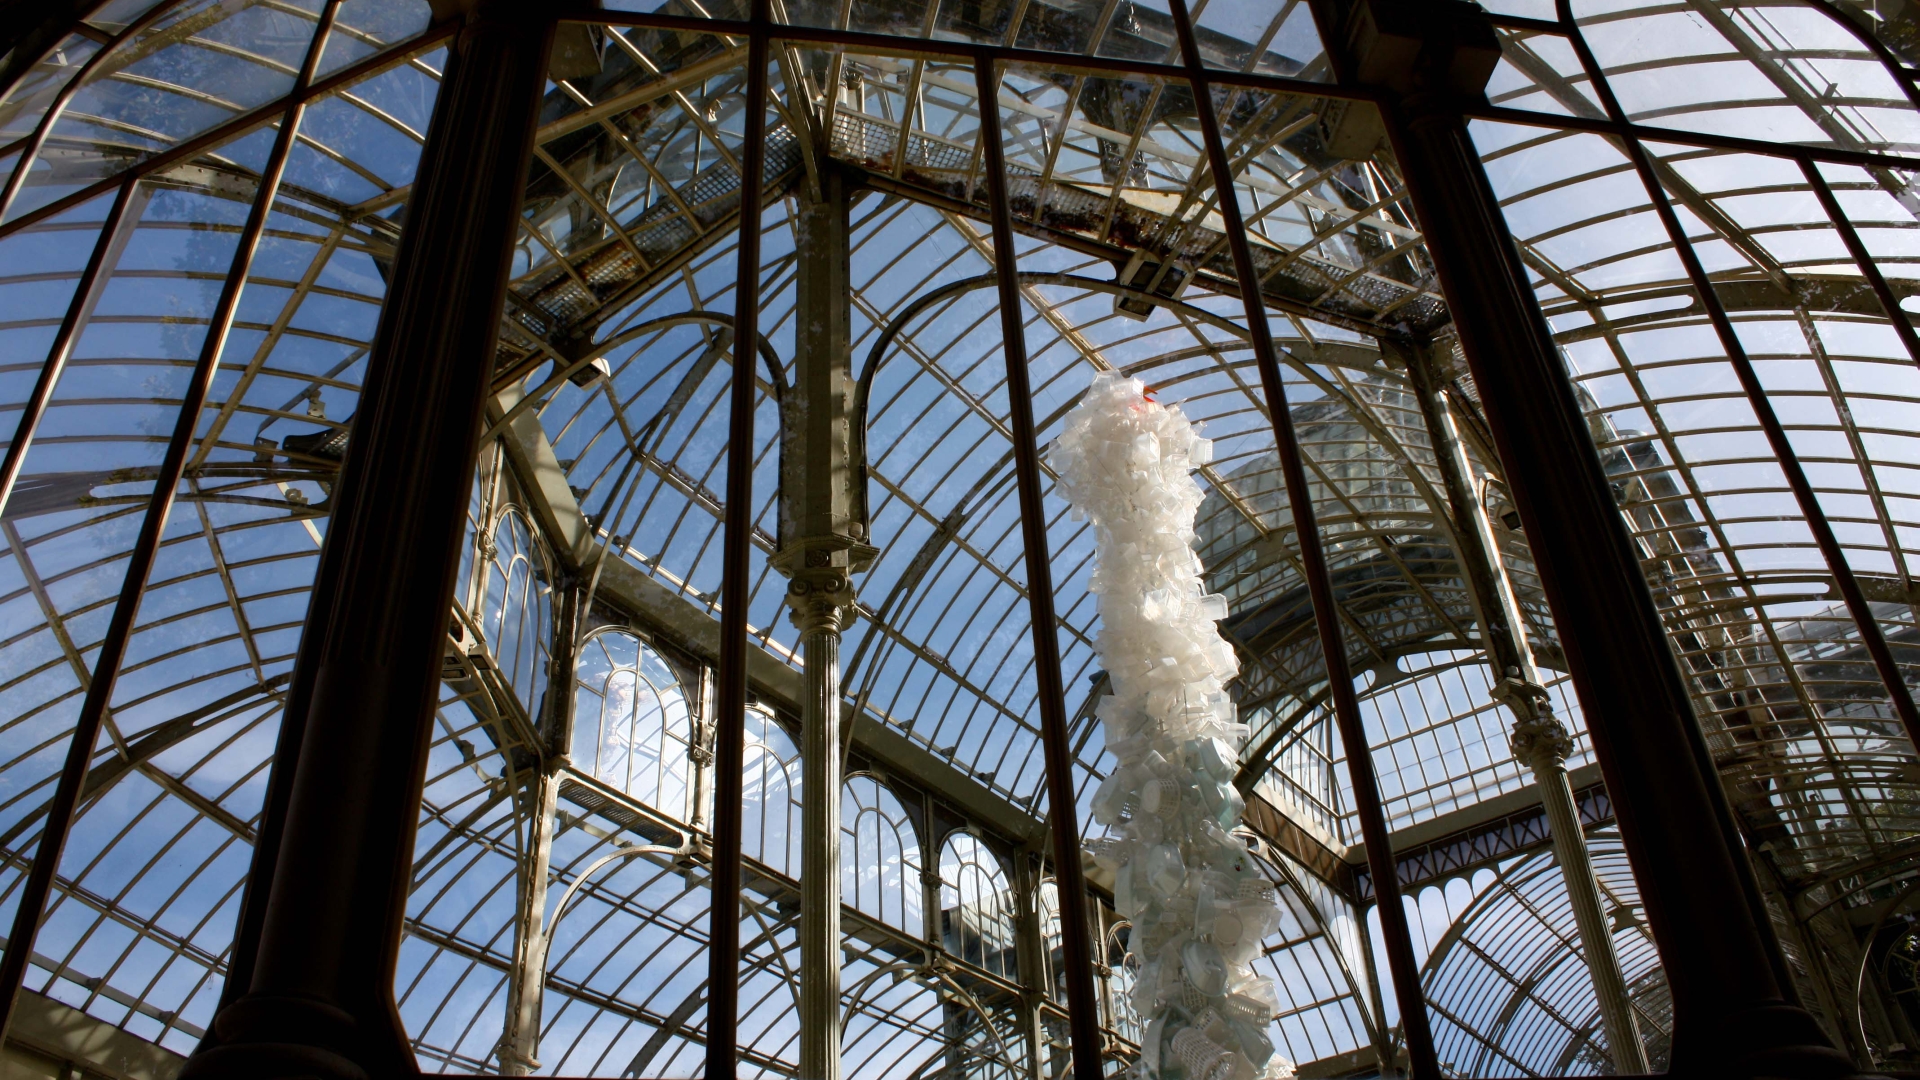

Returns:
1050,372,1293,1080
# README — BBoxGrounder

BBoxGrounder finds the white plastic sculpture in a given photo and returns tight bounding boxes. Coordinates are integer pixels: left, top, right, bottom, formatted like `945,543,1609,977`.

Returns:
1050,372,1295,1080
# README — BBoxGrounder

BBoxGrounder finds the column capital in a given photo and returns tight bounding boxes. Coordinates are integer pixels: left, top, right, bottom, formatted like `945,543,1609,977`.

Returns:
1508,709,1574,770
1496,675,1574,765
771,535,876,635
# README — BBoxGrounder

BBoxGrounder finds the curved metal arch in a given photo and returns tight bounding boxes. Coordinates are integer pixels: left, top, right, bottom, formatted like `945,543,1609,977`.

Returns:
0,0,117,103
839,444,1020,698
1412,840,1644,1075
852,271,1472,609
0,0,191,220
1252,839,1385,1047
482,309,788,446
930,823,1020,884
541,842,687,949
1809,0,1920,101
850,273,1484,753
851,270,1397,529
575,624,688,702
839,960,1023,1075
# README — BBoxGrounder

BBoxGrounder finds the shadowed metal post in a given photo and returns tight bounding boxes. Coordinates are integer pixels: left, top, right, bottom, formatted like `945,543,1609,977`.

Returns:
182,2,555,1074
706,3,771,1077
974,52,1108,1080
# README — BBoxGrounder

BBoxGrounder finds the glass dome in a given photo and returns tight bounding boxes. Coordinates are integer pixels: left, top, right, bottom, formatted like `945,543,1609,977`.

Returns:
0,0,1916,1077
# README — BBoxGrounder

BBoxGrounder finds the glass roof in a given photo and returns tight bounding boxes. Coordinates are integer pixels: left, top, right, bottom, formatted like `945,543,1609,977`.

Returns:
0,0,1916,1076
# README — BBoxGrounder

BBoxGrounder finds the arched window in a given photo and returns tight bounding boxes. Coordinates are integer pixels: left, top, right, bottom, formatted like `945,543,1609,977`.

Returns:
842,774,922,932
938,831,1018,982
571,629,692,818
480,508,550,720
742,705,802,877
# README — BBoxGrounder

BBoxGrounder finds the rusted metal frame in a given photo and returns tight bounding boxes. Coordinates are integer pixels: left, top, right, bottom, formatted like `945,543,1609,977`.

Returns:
1254,187,1410,289
0,0,189,221
557,82,711,239
0,174,137,519
1801,157,1920,366
757,2,822,204
542,46,748,147
1128,94,1291,298
0,22,455,246
1169,115,1328,273
1565,16,1920,756
1164,2,1440,1078
705,0,769,1075
817,0,858,174
0,0,326,1047
857,168,1387,339
520,216,605,310
1029,0,1125,220
1094,79,1170,239
972,52,1106,1080
890,63,933,180
1309,230,1427,311
881,0,944,182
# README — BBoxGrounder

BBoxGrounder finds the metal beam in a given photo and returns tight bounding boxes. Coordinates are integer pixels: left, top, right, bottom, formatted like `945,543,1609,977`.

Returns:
494,363,1050,851
4,986,186,1080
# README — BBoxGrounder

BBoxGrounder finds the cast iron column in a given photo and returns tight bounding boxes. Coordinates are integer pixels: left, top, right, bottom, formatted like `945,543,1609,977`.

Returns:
772,164,873,1080
1315,0,1855,1074
183,2,553,1076
499,572,584,1075
1400,340,1648,1072
498,770,562,1076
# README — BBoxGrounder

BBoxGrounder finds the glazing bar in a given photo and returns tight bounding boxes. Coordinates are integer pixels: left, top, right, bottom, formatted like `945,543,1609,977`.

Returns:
1801,158,1920,367
0,0,332,1042
1566,15,1920,761
706,3,770,1076
972,51,1108,1080
0,174,137,518
1164,2,1441,1077
0,0,186,221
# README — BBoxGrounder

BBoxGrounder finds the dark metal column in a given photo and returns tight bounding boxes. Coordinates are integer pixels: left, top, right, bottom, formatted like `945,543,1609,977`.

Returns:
1166,1,1439,1075
974,53,1106,1080
183,3,554,1076
1314,0,1855,1073
706,4,770,1076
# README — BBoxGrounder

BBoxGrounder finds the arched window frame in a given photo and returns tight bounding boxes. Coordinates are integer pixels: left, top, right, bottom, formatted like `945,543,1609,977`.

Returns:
570,627,694,820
